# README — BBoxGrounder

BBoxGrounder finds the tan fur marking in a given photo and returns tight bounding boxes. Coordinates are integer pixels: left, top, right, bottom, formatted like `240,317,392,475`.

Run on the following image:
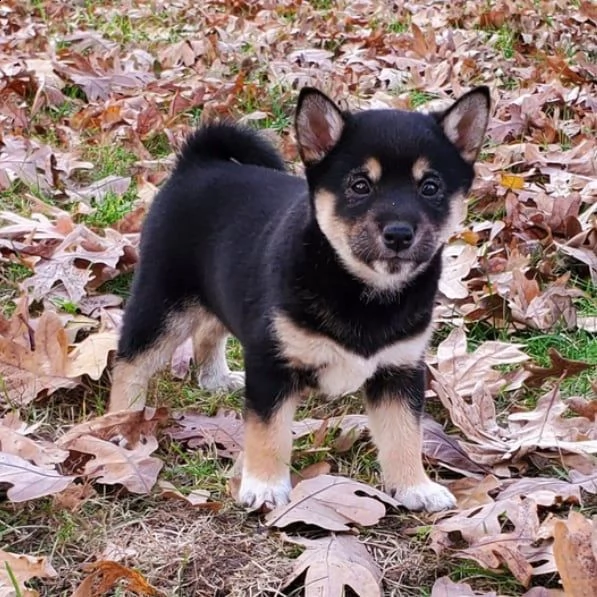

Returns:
438,191,466,243
243,398,297,482
314,190,413,292
364,157,382,183
273,313,432,396
109,360,152,412
109,307,224,412
367,399,428,489
411,157,431,183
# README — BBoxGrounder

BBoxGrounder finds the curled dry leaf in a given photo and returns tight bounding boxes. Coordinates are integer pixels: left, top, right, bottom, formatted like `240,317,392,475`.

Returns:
157,480,220,511
265,474,398,531
553,511,597,597
166,409,244,458
62,435,163,494
0,309,77,405
0,425,69,467
58,407,168,448
283,535,381,597
72,560,166,597
0,452,75,502
430,576,496,596
0,549,57,597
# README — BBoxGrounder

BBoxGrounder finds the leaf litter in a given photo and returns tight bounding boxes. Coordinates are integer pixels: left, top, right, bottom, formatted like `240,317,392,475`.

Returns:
0,0,596,594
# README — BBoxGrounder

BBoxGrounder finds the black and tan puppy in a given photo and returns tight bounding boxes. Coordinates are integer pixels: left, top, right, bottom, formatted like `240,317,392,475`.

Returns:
109,87,490,512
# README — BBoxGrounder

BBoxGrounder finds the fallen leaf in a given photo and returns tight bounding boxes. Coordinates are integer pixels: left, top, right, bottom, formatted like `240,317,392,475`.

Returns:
290,461,332,487
283,535,381,597
62,435,162,494
157,480,220,510
266,474,398,531
0,452,75,502
72,560,165,597
166,409,244,458
0,549,57,597
553,511,597,596
524,348,593,387
431,576,496,596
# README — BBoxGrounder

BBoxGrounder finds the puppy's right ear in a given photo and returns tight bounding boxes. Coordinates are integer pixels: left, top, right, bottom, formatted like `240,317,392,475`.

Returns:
295,88,345,166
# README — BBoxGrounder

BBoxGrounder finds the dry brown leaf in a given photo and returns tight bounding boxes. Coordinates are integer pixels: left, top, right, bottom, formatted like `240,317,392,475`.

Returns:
66,330,118,380
72,560,165,597
157,480,220,510
553,511,597,597
432,327,530,397
58,407,168,448
447,475,501,509
290,461,332,487
0,452,75,502
0,310,77,405
0,425,69,467
265,474,398,531
0,549,57,597
283,535,381,597
63,435,162,494
166,409,243,458
524,348,593,387
52,482,97,512
431,576,496,596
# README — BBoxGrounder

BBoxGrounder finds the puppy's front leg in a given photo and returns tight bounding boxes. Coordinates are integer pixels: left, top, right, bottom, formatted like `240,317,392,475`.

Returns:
238,357,297,511
365,366,455,512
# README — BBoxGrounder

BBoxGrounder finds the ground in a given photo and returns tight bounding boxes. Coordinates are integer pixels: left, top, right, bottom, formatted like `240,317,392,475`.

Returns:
0,1,596,596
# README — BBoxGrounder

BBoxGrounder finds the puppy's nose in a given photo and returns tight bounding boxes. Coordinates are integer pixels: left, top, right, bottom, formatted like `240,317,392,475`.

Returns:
382,222,415,251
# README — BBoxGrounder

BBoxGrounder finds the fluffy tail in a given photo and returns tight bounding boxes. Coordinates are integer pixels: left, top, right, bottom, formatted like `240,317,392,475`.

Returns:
177,122,286,171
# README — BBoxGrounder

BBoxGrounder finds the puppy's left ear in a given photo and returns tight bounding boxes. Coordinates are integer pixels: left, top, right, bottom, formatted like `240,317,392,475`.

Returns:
295,87,345,166
436,86,491,163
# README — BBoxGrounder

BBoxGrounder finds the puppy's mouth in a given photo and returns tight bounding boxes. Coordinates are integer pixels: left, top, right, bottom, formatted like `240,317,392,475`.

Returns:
352,239,437,270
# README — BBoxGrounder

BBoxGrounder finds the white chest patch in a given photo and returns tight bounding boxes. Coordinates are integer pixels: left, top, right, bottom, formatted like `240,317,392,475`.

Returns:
273,315,433,397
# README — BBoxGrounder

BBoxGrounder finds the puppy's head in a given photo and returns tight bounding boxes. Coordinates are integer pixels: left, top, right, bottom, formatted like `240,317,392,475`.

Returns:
295,87,490,292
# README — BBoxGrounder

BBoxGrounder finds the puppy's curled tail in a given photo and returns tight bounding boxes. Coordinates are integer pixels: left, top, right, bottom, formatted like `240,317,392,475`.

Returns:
177,122,286,171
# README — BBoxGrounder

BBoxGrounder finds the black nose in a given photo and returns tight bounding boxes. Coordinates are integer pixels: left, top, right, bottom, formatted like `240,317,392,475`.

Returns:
382,222,415,251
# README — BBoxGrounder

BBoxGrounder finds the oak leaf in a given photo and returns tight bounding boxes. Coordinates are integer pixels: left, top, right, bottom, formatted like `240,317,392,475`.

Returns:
265,474,398,531
166,409,244,458
0,549,57,597
283,535,381,597
0,452,75,502
72,560,165,597
523,348,593,388
553,511,597,597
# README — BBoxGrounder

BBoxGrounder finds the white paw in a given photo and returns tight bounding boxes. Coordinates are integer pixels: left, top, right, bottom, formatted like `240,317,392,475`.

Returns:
199,370,245,392
238,473,291,511
392,480,456,512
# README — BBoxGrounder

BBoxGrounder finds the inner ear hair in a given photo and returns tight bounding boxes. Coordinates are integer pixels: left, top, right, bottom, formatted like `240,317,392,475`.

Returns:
439,86,491,163
295,88,345,166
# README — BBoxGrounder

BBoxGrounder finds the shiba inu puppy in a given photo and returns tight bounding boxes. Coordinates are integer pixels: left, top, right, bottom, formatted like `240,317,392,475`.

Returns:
109,86,490,512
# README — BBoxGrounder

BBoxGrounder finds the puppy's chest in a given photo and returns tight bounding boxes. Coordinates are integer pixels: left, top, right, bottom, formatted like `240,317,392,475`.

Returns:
274,315,431,396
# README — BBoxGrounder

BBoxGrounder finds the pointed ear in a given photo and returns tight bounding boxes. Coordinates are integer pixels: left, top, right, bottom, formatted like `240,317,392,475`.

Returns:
436,87,491,163
295,87,345,166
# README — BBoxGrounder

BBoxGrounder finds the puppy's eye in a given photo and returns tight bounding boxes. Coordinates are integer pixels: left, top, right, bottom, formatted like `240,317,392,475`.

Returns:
420,179,441,199
351,178,371,195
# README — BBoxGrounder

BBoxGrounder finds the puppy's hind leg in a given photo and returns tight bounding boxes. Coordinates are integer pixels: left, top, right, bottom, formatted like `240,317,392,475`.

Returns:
109,302,195,413
193,310,245,392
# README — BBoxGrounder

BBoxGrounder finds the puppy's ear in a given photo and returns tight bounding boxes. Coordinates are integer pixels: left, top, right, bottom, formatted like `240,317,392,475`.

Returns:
436,86,491,163
295,88,345,166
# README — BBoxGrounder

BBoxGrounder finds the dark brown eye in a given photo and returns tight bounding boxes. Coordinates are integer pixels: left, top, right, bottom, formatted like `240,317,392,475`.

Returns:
420,179,441,199
351,178,371,195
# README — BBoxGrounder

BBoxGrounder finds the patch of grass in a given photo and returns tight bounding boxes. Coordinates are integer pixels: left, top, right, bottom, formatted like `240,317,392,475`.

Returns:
81,145,138,181
0,262,31,316
449,560,524,595
494,25,517,59
143,132,172,159
98,271,134,300
84,191,135,227
409,90,438,109
387,19,409,33
307,0,333,9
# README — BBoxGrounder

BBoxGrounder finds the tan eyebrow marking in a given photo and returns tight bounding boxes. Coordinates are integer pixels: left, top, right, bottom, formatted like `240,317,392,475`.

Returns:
364,157,382,183
412,157,431,183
